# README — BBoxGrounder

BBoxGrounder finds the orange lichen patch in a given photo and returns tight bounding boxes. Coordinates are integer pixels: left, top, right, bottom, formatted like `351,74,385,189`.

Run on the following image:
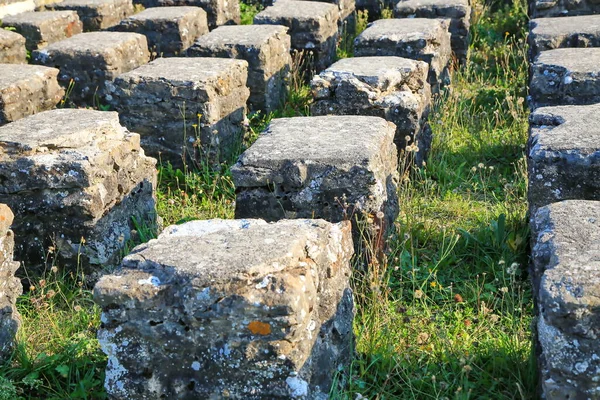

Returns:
247,320,271,335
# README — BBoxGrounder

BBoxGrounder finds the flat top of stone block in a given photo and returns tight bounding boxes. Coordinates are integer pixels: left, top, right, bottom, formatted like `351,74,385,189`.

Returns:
194,25,289,47
255,1,338,21
55,0,127,7
395,0,469,13
321,56,426,89
0,28,25,42
536,47,600,72
124,6,205,21
0,109,123,153
357,18,447,41
2,10,78,23
0,63,58,87
530,104,600,151
530,15,600,37
116,57,247,83
117,218,345,283
36,31,144,53
237,116,394,169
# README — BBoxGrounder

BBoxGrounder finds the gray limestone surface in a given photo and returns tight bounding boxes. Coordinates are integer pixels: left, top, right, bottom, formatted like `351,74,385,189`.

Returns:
530,0,600,18
94,218,354,399
0,63,64,126
529,15,600,60
48,0,134,31
0,29,27,64
354,18,451,92
2,11,83,51
531,200,600,400
134,0,240,29
187,24,291,113
528,104,600,211
530,48,600,108
0,108,157,276
31,31,150,106
107,57,249,168
111,7,208,56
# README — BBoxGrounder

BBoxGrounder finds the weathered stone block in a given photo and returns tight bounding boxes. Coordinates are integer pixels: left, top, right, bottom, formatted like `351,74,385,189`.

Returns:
530,0,600,18
31,32,150,106
94,218,354,399
110,7,208,56
49,0,134,31
306,0,356,28
1,11,83,51
231,116,399,250
107,57,249,168
0,28,27,63
0,64,64,126
254,1,340,72
394,0,471,63
530,48,600,108
0,204,21,362
529,15,600,61
0,109,157,276
0,0,35,19
528,104,600,211
354,18,451,92
134,0,240,29
188,25,291,113
311,56,431,164
531,200,600,400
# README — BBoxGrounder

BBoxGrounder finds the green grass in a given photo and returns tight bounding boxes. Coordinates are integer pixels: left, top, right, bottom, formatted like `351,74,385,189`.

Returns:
0,0,535,398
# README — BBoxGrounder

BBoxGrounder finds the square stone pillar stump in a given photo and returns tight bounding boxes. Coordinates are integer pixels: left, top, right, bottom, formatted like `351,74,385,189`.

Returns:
1,11,83,51
107,57,249,168
254,1,340,72
529,15,600,61
354,18,452,93
94,218,355,399
0,29,27,64
48,0,134,31
0,109,158,277
0,204,22,362
531,200,600,400
110,7,209,57
530,48,600,108
188,25,291,113
134,0,240,29
394,0,471,64
231,115,400,252
530,0,600,18
0,64,64,126
31,32,150,107
528,104,600,212
311,56,431,164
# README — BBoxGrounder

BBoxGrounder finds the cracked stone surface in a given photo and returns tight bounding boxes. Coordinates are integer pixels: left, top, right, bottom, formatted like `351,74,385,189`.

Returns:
0,108,157,277
529,15,600,60
528,104,600,211
110,7,208,56
0,204,21,362
134,0,240,29
107,57,249,168
0,29,27,64
1,11,83,51
31,31,150,107
94,218,354,399
354,18,451,93
48,0,134,31
530,0,600,18
188,24,291,113
311,56,431,164
531,200,600,400
0,64,64,126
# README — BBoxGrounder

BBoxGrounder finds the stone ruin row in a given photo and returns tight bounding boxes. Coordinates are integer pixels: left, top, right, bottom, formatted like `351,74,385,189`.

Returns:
527,4,600,399
0,0,472,397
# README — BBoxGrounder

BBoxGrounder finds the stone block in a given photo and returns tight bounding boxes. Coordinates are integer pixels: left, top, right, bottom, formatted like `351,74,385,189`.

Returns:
0,204,21,362
311,56,431,164
528,104,600,211
354,18,451,92
31,32,150,106
110,7,208,56
0,0,35,19
254,1,340,72
0,64,64,126
107,57,249,168
530,48,600,108
231,115,400,250
306,0,356,27
187,25,291,113
1,11,83,51
49,0,134,31
394,0,471,63
529,15,600,61
0,109,157,276
530,0,600,18
94,218,354,399
531,200,600,400
134,0,240,29
0,28,27,63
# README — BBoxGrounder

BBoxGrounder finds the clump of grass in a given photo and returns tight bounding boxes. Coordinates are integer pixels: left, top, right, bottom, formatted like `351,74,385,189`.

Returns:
240,1,263,25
